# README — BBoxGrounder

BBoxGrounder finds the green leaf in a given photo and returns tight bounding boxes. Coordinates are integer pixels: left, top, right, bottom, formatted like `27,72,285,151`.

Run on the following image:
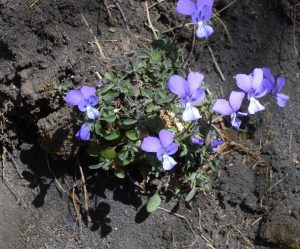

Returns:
209,160,217,171
146,193,161,213
101,83,114,94
146,103,155,113
86,146,102,157
179,144,188,157
185,182,197,202
174,186,181,195
119,158,134,166
142,89,153,98
102,114,117,123
103,131,119,141
88,161,110,170
104,72,115,81
120,119,138,126
158,91,167,99
114,169,126,178
131,86,140,97
125,130,139,141
135,140,141,147
100,147,117,159
94,123,101,135
150,50,162,63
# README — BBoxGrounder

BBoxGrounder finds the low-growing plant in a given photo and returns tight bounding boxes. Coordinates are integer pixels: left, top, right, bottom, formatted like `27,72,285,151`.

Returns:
62,0,289,212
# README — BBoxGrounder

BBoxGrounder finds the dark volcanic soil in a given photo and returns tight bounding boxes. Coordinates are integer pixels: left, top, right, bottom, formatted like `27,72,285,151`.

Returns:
0,0,299,248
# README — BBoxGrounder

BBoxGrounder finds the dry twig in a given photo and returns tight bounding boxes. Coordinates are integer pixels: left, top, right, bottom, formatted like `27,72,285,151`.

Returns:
81,13,106,58
104,0,113,20
1,146,6,179
7,151,23,179
29,0,39,8
292,3,300,56
200,234,216,249
71,186,83,239
113,0,130,31
145,1,158,40
158,207,200,248
231,225,254,249
78,159,91,224
215,16,232,42
149,0,165,9
45,154,66,194
213,0,239,17
183,27,196,69
207,45,225,81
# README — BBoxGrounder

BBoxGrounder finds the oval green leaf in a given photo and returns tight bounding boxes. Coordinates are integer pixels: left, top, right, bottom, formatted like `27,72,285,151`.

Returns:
125,130,139,141
121,119,137,126
103,131,119,141
146,194,161,213
100,147,117,159
114,169,126,179
185,183,197,202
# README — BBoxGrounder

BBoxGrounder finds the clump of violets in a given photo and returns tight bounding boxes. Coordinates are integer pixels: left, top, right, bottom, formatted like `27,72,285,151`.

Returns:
262,68,289,107
168,72,206,121
235,68,268,114
141,129,179,170
65,86,99,141
212,67,289,129
176,0,214,39
212,91,247,128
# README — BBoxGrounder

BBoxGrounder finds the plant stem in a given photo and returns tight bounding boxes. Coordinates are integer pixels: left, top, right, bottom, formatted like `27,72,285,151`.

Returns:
175,121,194,140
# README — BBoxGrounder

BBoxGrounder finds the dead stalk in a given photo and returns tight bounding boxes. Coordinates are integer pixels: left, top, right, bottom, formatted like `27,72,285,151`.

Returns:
113,1,130,31
183,27,196,69
207,45,225,81
81,13,106,58
215,16,232,42
71,186,83,239
145,1,158,40
7,151,23,179
78,161,91,224
29,0,39,8
292,3,300,56
45,153,66,194
158,206,199,248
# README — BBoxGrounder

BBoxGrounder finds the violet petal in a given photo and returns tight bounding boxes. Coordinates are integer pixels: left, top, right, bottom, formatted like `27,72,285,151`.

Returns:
168,75,188,97
176,0,196,15
80,86,96,99
187,72,204,94
65,90,84,106
162,155,177,170
276,93,289,107
141,137,162,153
159,129,174,148
229,91,245,112
212,99,233,115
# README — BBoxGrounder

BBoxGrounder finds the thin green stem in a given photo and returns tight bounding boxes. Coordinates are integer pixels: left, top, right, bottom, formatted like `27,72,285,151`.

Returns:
175,121,194,140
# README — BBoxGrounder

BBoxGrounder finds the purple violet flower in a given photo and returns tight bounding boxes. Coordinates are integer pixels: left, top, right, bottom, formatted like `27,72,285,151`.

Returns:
65,86,100,120
176,0,214,38
210,138,222,152
191,136,204,145
212,91,247,128
141,129,179,170
168,72,206,121
235,68,268,114
75,123,91,141
262,68,289,107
